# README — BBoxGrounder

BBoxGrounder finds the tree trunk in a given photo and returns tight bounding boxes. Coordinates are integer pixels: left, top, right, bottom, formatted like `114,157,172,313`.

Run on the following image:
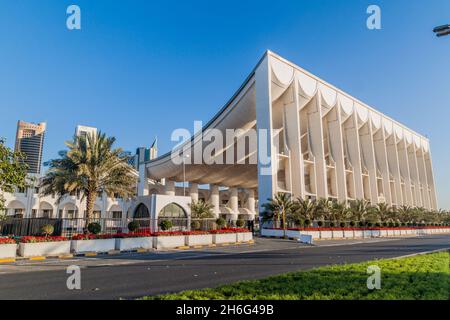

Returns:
282,210,287,238
85,191,96,231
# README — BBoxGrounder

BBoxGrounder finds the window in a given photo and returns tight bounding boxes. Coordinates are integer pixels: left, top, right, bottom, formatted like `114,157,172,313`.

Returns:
14,209,24,218
67,210,76,219
32,209,37,218
112,211,122,219
34,187,39,194
93,211,101,220
158,203,186,218
42,210,52,218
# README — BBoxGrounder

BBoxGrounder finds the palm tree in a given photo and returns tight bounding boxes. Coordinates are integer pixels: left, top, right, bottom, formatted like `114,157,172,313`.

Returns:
190,200,214,219
262,193,295,238
348,199,372,224
329,201,351,224
395,205,410,224
372,202,393,223
293,198,317,224
41,132,137,227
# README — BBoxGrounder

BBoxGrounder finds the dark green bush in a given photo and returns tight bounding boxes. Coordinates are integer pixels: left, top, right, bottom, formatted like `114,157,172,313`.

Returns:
349,221,356,227
236,219,245,228
340,221,346,228
159,220,173,231
317,220,323,227
216,217,226,228
128,220,140,232
88,222,101,234
191,220,201,230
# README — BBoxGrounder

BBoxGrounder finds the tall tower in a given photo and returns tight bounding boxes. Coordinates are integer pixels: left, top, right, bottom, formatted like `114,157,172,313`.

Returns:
14,121,46,174
75,125,97,138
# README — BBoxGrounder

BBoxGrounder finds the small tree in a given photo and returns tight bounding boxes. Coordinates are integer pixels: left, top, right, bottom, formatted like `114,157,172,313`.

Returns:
88,222,101,235
159,220,173,231
216,217,226,229
190,200,214,219
0,138,29,215
128,220,140,233
40,224,54,237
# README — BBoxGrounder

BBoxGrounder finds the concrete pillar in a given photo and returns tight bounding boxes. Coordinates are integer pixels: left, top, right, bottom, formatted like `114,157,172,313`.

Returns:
190,183,199,202
210,185,220,218
246,189,255,213
165,180,175,196
230,188,239,221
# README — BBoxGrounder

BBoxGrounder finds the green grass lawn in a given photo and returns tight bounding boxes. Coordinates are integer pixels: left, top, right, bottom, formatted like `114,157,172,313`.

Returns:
143,251,449,300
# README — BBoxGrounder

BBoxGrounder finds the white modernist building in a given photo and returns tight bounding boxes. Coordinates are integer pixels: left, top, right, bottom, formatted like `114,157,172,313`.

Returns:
136,51,438,222
2,51,438,226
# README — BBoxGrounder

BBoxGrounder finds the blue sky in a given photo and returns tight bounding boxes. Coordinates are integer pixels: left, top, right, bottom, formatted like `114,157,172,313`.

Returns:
0,0,449,208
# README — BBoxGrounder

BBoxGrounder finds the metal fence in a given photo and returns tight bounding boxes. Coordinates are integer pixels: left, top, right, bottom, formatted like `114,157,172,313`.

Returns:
0,217,219,237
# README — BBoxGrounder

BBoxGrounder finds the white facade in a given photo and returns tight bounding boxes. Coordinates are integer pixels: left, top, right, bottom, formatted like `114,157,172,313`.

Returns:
138,51,437,217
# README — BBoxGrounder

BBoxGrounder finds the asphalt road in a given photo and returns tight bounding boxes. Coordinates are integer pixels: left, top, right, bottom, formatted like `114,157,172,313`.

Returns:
0,235,448,300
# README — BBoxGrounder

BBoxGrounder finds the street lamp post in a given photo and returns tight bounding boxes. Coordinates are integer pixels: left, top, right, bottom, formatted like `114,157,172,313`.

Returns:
183,154,190,197
433,24,450,37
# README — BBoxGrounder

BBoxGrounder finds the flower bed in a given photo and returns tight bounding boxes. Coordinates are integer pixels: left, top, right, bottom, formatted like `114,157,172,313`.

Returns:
114,233,153,251
71,234,116,254
0,238,17,259
18,236,71,257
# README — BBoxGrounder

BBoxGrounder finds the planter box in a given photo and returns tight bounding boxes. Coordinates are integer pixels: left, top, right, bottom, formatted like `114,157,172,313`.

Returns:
371,230,381,237
286,230,301,239
71,239,116,254
0,244,17,259
154,235,186,250
302,231,321,239
332,230,344,239
354,230,364,238
237,232,253,242
363,230,372,238
213,233,237,244
19,241,71,257
320,231,332,239
379,230,388,237
261,229,284,237
185,234,213,246
115,237,153,251
343,230,354,238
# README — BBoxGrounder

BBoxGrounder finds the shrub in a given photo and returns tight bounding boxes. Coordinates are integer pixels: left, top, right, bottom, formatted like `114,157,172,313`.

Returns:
388,222,395,228
191,220,201,230
216,217,226,228
358,221,364,227
349,221,356,227
317,221,323,227
236,219,245,228
339,222,346,228
375,222,381,227
367,222,373,227
40,224,54,237
382,222,388,227
87,222,102,235
304,219,311,227
128,220,140,232
294,217,304,227
329,221,335,228
159,220,173,231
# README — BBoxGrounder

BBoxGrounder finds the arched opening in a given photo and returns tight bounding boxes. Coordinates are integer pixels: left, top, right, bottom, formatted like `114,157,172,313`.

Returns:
158,203,188,231
134,203,150,219
159,203,187,218
39,201,54,218
6,200,26,218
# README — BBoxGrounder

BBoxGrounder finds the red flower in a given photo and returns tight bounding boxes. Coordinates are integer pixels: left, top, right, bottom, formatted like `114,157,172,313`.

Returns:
71,234,114,240
19,236,68,243
0,238,16,245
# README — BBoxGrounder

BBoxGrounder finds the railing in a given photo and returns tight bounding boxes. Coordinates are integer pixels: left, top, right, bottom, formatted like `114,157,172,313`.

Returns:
0,217,220,237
